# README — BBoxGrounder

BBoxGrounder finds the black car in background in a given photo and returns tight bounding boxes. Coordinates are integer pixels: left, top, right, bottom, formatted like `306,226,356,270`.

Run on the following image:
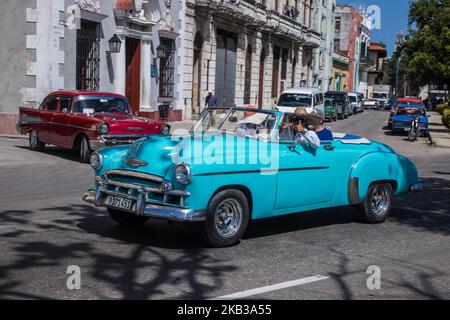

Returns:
324,91,352,119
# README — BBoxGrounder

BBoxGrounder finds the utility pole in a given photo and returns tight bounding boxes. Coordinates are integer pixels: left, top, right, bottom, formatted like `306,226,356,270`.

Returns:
395,56,402,98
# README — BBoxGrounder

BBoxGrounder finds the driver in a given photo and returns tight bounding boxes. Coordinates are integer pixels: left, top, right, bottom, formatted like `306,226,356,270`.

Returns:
292,107,320,149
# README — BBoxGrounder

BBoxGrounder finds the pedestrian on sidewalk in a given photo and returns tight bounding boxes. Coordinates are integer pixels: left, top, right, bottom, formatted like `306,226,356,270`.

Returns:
205,91,218,108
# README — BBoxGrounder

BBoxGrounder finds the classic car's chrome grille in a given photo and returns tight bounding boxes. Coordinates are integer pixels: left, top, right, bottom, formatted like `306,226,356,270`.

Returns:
97,170,189,208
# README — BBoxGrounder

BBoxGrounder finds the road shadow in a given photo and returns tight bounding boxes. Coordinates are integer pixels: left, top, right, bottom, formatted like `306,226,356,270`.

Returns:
15,145,81,163
389,177,450,236
0,204,237,299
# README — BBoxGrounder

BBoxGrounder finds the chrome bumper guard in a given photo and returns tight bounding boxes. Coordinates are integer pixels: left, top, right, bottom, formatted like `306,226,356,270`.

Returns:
83,189,206,222
409,183,423,192
90,135,147,150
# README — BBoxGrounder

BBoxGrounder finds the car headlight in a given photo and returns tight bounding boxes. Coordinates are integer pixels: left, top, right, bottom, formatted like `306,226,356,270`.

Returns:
90,152,103,170
98,123,109,135
160,125,170,135
175,163,191,184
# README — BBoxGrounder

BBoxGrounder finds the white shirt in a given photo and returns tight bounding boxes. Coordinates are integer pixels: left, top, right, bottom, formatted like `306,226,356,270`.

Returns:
295,130,321,149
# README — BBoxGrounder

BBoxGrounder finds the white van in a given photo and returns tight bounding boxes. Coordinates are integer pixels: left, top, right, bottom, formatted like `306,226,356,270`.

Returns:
276,87,324,118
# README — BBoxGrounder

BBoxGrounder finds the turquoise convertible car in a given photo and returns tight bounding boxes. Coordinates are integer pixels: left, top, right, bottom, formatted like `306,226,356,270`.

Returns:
83,107,422,247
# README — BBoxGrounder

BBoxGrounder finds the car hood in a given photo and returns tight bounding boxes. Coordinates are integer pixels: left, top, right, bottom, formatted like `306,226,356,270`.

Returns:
88,113,164,134
109,133,273,178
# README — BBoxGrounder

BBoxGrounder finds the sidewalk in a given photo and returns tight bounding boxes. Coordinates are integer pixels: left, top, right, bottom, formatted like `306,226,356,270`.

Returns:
428,111,450,148
0,120,197,140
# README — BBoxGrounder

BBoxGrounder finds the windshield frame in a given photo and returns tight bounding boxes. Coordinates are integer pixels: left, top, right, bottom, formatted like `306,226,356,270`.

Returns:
191,107,280,141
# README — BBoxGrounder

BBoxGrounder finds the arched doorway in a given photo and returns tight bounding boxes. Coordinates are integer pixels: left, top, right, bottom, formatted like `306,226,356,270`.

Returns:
191,32,203,115
258,48,266,109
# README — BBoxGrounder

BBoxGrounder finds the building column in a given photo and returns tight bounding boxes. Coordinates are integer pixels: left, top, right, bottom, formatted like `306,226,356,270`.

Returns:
113,34,126,95
140,39,152,110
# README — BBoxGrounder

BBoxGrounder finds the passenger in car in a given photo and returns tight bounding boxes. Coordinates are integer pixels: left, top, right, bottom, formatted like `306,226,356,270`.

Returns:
315,118,333,141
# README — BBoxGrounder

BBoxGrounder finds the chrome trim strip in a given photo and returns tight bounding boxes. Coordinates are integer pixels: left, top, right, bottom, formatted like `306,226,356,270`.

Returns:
105,170,164,183
103,179,190,196
83,190,205,222
193,166,329,176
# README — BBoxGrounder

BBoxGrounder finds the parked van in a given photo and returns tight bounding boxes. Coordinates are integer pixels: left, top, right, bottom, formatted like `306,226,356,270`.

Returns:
276,87,324,118
348,92,363,113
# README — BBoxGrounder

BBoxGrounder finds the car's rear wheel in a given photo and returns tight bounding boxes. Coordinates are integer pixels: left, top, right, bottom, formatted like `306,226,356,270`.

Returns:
79,135,91,163
29,130,45,151
108,208,150,227
200,189,250,247
360,183,393,223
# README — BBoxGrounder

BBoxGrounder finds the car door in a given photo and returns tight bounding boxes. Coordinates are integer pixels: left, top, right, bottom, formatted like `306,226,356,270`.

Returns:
51,95,73,148
275,140,337,210
37,95,58,143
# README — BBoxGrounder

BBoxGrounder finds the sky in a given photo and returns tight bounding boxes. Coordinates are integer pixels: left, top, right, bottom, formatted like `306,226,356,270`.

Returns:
336,0,411,56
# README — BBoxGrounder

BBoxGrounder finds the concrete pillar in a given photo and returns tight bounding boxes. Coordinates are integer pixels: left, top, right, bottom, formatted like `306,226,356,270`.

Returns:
113,35,126,95
140,39,152,110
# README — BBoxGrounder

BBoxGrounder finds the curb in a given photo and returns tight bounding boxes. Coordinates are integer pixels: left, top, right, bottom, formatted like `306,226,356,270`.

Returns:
0,134,27,140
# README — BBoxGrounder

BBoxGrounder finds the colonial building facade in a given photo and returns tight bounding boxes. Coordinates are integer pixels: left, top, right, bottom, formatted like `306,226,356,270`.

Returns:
182,0,336,119
0,0,185,134
333,4,361,93
0,0,337,132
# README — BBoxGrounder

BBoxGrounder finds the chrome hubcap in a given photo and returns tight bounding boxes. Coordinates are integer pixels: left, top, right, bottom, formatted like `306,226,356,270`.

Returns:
30,131,37,147
215,198,242,238
370,185,389,216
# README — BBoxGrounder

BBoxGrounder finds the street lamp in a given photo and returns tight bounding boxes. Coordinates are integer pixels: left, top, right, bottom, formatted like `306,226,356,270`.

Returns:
156,43,167,59
108,34,122,54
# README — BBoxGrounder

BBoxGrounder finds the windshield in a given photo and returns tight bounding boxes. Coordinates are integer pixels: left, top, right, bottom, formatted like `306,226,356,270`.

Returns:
373,93,388,99
396,101,421,106
75,95,131,114
349,96,357,102
324,92,346,102
193,108,277,141
397,108,425,116
277,93,312,107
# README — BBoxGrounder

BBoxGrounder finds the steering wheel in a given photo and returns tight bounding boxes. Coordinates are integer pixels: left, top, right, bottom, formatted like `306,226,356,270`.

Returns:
109,107,121,113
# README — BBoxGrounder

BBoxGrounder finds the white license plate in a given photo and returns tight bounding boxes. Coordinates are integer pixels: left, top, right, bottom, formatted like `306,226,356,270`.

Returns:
104,195,133,210
404,127,411,131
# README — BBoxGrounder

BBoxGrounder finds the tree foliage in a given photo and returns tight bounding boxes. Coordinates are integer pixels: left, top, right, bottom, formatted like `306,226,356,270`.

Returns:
403,0,450,87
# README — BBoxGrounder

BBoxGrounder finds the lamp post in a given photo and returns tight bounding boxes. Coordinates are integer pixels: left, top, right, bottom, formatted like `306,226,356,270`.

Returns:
156,43,167,59
108,34,122,53
395,56,402,98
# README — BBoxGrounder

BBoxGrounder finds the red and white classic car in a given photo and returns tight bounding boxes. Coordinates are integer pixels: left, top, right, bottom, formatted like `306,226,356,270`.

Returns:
17,91,170,162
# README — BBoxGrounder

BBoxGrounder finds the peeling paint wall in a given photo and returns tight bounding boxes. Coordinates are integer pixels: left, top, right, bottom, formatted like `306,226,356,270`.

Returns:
0,0,37,113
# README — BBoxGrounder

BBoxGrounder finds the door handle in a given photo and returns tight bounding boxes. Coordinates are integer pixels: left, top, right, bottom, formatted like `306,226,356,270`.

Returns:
324,144,334,151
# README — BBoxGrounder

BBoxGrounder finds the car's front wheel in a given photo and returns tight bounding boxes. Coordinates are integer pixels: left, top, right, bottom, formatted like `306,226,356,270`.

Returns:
79,135,91,163
108,208,150,227
360,183,393,223
200,189,250,247
29,130,45,151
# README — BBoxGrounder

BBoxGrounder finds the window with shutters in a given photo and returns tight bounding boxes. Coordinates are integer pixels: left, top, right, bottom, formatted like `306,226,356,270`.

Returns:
76,21,100,91
272,46,281,98
244,45,253,104
159,38,175,98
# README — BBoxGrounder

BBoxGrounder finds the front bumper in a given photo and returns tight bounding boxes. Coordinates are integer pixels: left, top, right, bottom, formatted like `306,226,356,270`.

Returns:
409,183,423,192
90,134,149,150
82,189,206,222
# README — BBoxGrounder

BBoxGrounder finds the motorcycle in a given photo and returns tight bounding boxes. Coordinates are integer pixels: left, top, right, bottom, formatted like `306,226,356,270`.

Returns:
408,113,420,142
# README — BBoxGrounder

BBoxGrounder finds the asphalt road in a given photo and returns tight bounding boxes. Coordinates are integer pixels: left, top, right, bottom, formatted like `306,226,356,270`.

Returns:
0,109,449,300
